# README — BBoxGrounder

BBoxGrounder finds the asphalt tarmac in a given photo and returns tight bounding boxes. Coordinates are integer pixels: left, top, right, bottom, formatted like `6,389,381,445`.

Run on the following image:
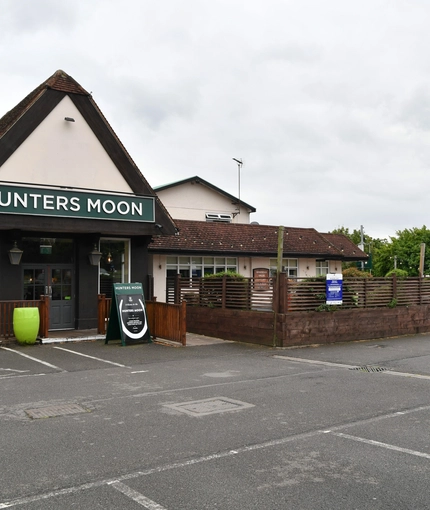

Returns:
1,333,430,509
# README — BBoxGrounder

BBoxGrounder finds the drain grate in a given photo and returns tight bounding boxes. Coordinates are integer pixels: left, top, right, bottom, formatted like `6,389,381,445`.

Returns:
350,365,388,373
25,403,89,419
164,397,254,417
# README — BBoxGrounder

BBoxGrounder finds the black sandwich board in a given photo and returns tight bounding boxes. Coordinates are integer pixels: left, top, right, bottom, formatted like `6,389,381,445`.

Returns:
105,283,151,346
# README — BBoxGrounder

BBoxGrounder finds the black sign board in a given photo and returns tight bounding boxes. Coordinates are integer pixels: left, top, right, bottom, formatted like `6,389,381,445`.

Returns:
105,283,151,346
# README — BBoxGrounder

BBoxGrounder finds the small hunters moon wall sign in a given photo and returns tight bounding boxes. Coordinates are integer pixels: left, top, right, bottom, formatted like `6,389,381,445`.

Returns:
105,283,151,346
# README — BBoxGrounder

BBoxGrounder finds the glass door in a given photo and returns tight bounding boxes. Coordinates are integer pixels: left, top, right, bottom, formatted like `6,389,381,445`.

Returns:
23,265,74,330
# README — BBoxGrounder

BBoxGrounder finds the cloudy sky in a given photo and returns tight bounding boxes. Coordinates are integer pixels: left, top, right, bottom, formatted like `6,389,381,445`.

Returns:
1,0,429,240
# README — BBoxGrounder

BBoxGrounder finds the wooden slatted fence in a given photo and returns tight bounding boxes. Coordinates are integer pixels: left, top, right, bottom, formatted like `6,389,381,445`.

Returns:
0,296,49,339
168,275,430,313
98,295,186,346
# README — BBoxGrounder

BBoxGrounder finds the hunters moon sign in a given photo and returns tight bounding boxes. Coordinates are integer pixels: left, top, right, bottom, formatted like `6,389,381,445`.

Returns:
0,184,154,222
106,283,151,346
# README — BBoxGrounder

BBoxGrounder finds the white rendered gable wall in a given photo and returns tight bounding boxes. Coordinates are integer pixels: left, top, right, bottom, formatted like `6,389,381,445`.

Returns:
157,183,251,224
0,96,133,193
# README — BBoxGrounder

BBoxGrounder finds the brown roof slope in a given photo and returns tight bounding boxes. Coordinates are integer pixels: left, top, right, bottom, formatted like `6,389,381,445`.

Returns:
150,220,367,260
0,69,176,234
321,233,368,260
155,176,257,213
0,70,89,138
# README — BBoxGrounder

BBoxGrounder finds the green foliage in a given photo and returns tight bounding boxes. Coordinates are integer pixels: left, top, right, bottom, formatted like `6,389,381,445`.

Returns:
342,267,372,278
203,271,245,280
387,298,398,308
385,269,408,279
315,304,339,312
374,226,430,277
330,225,430,278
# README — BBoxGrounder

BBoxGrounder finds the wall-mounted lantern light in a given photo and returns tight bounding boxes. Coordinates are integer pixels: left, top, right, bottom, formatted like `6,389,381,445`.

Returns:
88,244,102,266
8,241,23,265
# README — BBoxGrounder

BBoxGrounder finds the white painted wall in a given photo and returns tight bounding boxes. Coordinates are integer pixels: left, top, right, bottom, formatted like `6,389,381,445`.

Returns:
151,254,344,303
156,182,251,223
0,96,133,193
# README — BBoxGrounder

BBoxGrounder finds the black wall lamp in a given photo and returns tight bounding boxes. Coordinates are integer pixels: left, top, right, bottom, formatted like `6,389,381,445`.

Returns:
88,244,102,266
8,241,23,265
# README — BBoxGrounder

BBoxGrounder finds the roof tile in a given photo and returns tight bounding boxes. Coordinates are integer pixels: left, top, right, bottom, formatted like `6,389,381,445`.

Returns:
150,220,367,260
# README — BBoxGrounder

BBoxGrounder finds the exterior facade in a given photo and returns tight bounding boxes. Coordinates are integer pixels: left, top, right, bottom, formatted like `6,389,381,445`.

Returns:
149,177,367,302
155,176,255,224
0,70,175,331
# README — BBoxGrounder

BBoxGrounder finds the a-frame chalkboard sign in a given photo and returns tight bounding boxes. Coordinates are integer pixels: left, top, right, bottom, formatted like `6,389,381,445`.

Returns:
105,283,151,346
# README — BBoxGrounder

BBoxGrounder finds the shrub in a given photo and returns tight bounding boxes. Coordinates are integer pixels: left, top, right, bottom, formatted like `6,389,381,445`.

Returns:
385,269,408,279
342,267,372,278
203,271,245,280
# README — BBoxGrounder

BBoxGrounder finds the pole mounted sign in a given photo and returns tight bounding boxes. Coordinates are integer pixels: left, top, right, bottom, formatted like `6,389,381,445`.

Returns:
326,273,343,305
105,283,151,346
0,184,155,223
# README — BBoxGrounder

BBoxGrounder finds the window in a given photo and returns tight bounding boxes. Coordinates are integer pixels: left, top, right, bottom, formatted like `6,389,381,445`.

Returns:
269,258,298,277
316,260,329,276
99,239,130,297
166,256,237,277
205,213,232,223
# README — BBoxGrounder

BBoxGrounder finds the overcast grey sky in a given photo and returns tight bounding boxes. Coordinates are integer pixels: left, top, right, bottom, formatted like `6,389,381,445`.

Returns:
1,0,429,240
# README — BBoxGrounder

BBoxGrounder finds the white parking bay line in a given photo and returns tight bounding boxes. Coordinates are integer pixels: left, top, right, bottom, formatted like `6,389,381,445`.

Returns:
333,432,430,460
273,355,355,368
53,346,129,368
108,481,167,509
274,355,430,380
0,347,64,371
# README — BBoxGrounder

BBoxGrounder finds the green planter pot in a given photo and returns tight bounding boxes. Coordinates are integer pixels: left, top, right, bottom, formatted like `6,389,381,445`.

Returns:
13,308,40,345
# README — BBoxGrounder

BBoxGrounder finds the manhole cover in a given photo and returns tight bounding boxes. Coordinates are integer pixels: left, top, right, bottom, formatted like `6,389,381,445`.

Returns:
25,403,89,419
164,397,254,416
349,366,388,373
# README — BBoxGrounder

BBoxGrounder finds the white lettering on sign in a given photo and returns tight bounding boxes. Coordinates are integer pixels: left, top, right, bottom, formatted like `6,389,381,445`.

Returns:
87,198,100,213
57,196,68,210
14,193,27,208
43,195,55,210
117,201,130,215
0,185,153,222
0,192,11,206
131,202,143,216
29,194,42,208
69,197,81,212
102,200,115,214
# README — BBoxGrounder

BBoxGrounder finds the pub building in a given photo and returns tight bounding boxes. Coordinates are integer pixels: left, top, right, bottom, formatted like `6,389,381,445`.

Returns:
0,70,176,331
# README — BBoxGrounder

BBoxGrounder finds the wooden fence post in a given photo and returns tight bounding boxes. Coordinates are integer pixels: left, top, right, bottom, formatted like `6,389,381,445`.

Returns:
222,275,227,309
97,294,106,334
279,273,287,313
272,274,279,313
392,274,398,301
174,274,181,304
180,300,187,346
39,295,50,338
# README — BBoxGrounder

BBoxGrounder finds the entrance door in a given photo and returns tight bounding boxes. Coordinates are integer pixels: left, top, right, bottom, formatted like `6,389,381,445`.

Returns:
23,265,74,330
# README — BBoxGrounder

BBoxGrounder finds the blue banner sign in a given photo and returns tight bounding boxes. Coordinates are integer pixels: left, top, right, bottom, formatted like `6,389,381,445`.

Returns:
326,273,343,305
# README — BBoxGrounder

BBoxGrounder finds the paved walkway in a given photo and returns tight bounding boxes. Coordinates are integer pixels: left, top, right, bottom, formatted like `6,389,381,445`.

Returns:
39,329,230,347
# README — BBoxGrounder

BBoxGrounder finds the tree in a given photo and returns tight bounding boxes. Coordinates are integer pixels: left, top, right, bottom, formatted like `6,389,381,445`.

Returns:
329,227,387,273
383,226,430,277
333,225,430,277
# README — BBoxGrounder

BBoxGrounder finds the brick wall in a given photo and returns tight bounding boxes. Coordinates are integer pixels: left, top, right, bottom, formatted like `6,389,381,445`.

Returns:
186,305,430,347
186,307,275,346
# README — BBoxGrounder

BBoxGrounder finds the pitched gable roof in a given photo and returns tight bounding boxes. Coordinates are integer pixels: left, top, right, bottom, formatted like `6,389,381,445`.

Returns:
0,70,89,138
150,219,368,260
321,233,368,260
155,176,256,213
0,70,176,234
